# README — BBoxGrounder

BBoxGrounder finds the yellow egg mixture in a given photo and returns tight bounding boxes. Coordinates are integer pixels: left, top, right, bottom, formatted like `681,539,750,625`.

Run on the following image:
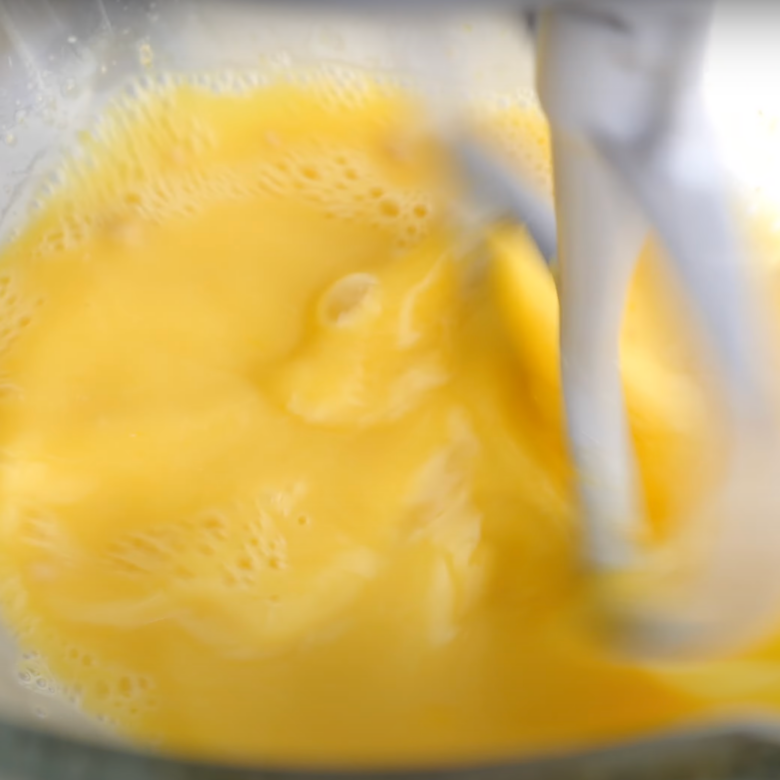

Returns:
0,73,778,766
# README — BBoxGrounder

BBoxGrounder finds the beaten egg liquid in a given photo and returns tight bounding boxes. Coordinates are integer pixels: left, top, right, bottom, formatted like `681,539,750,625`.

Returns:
0,73,777,766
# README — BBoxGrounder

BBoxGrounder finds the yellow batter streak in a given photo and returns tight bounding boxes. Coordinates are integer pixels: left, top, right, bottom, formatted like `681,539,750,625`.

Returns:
0,74,775,766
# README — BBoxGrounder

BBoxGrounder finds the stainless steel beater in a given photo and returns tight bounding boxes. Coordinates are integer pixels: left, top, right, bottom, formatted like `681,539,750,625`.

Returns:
532,0,778,658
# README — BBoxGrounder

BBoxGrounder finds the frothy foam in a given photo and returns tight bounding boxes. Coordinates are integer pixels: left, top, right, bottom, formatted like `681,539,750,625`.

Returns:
22,67,546,269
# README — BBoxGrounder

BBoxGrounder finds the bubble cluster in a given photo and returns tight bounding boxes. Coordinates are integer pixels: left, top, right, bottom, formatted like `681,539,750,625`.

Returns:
83,667,157,724
16,651,59,698
28,77,221,258
0,545,159,723
23,68,443,263
474,100,553,195
31,145,435,258
222,496,292,586
253,64,387,113
302,68,387,112
249,146,437,247
33,210,94,257
75,484,370,659
103,484,310,595
15,638,158,725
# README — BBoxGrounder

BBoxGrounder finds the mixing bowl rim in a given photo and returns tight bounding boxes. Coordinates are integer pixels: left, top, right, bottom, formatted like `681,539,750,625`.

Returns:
2,711,780,779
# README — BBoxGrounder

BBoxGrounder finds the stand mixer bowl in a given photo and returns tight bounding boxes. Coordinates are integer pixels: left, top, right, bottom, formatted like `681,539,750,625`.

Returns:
0,1,780,777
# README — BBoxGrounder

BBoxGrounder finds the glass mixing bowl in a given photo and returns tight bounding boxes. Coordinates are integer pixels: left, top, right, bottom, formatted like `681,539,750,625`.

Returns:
1,1,780,777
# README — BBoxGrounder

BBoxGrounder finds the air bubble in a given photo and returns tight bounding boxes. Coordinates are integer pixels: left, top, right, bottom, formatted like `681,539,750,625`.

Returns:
203,516,227,538
319,273,379,327
379,198,400,219
118,676,134,697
